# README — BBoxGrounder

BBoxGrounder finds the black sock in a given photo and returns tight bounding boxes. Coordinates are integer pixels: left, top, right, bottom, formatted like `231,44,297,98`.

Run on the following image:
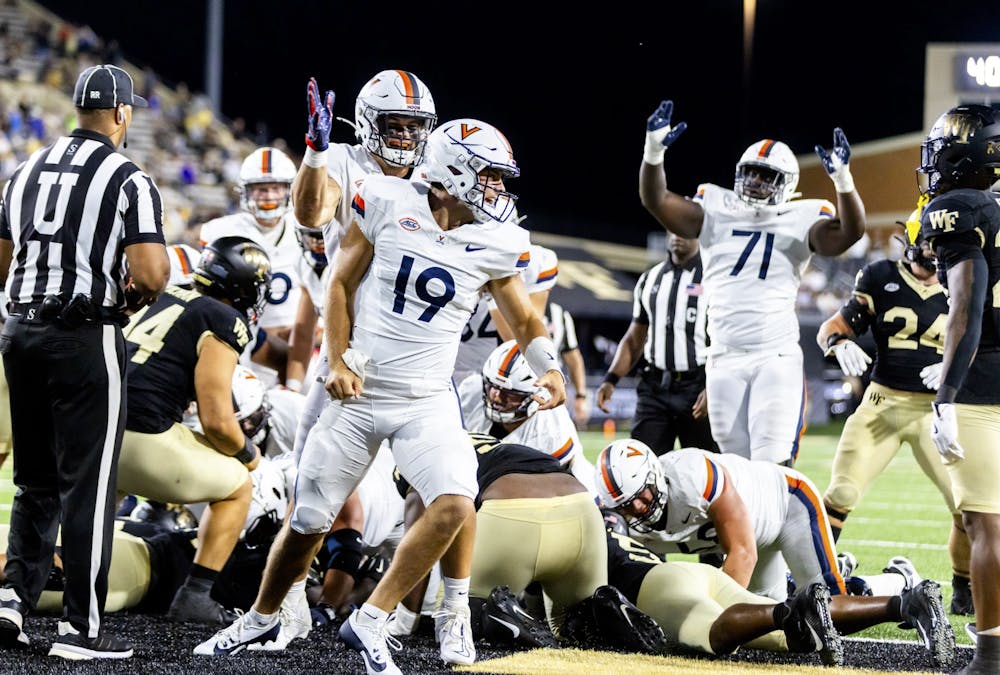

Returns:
772,602,790,626
187,563,218,590
887,595,902,620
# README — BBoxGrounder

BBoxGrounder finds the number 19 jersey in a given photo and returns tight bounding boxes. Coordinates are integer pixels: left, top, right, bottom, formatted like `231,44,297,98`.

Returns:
351,175,531,393
695,183,834,351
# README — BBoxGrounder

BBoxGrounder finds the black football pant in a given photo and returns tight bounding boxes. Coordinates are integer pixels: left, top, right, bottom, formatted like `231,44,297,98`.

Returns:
631,370,715,455
0,318,126,638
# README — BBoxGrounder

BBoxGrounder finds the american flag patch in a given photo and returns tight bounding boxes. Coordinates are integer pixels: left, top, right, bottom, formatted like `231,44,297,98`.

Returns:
686,283,703,296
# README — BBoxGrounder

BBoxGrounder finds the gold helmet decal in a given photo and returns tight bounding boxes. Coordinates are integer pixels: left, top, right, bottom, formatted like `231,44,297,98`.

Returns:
905,194,931,244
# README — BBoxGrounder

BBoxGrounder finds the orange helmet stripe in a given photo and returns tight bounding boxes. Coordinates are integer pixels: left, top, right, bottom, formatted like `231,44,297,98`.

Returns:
598,449,622,499
498,345,521,377
261,148,272,174
757,140,776,158
395,70,419,105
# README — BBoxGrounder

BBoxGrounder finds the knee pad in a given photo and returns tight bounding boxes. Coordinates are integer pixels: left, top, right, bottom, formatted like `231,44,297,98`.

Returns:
290,504,333,535
323,528,364,576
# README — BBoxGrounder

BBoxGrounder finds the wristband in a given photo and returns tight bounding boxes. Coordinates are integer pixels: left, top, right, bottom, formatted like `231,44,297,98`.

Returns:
643,132,666,166
575,392,588,400
285,378,303,393
303,146,328,169
234,437,258,465
524,336,563,381
823,332,849,355
831,169,855,194
603,372,621,386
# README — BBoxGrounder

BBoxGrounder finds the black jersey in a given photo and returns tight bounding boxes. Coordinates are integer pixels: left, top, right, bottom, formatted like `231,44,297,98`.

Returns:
605,529,665,605
846,259,947,392
921,188,1000,404
123,285,251,433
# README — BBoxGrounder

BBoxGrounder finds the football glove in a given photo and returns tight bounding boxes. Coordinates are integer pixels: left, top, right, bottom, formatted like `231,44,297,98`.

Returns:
825,339,871,377
814,127,854,193
920,362,942,390
643,100,688,165
305,77,335,152
931,402,964,464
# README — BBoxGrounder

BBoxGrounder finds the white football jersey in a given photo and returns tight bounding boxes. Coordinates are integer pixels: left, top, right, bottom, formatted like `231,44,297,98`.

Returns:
322,142,383,251
296,255,331,319
261,387,304,459
350,175,531,394
199,211,304,330
453,244,559,385
694,183,834,351
632,448,788,557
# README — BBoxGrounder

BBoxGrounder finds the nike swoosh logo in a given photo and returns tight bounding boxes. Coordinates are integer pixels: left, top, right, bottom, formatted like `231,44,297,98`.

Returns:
465,244,487,252
620,604,635,628
681,513,692,524
489,615,520,638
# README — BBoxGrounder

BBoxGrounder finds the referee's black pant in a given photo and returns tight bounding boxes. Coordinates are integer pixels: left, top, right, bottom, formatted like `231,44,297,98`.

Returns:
0,317,126,638
632,366,716,455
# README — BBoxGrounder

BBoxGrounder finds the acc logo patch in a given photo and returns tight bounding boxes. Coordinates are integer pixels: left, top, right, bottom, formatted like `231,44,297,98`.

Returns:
399,217,420,231
884,282,900,292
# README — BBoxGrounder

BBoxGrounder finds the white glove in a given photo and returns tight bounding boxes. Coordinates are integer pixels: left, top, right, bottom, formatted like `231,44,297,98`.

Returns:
931,402,964,464
825,340,871,377
920,362,943,390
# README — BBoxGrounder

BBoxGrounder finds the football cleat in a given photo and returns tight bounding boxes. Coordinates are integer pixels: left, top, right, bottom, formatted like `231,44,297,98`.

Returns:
563,585,665,654
883,556,922,592
0,587,29,648
951,575,975,616
253,589,311,650
900,579,955,669
844,575,874,596
434,604,476,666
48,621,132,660
339,608,402,675
481,585,559,648
781,582,843,667
193,612,281,656
836,551,858,579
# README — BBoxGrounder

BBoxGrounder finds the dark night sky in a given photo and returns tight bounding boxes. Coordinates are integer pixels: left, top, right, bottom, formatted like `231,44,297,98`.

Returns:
33,1,999,246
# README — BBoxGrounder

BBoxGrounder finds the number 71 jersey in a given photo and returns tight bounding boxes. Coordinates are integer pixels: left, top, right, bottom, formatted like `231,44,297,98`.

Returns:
694,183,835,351
351,175,531,390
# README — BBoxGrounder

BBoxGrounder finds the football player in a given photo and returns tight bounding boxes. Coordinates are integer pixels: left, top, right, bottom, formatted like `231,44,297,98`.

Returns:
639,100,866,465
916,104,1000,675
459,339,596,494
603,514,953,668
816,214,973,615
166,243,201,289
115,236,270,625
196,119,565,675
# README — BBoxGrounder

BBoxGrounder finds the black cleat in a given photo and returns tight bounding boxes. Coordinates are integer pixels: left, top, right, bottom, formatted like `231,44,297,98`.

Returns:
951,575,975,616
901,579,955,668
781,582,843,667
0,587,29,648
481,585,559,649
48,621,133,660
564,585,665,654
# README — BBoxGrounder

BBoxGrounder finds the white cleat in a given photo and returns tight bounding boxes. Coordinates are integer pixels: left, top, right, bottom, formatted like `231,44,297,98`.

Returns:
193,612,281,656
435,605,476,666
252,591,312,650
339,609,402,675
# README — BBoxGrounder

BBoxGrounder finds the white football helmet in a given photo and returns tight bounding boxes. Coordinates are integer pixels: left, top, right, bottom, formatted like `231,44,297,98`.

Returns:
238,146,297,221
232,365,270,445
594,439,668,533
243,456,287,549
355,69,437,167
294,221,327,273
166,243,201,288
734,139,799,206
420,118,519,223
482,339,541,424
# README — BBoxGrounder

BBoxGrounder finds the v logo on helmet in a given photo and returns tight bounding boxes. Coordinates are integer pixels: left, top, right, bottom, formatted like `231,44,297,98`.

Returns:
626,446,643,458
460,124,481,139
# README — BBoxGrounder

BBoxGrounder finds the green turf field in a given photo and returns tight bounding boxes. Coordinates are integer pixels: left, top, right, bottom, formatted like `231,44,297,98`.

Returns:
0,420,972,646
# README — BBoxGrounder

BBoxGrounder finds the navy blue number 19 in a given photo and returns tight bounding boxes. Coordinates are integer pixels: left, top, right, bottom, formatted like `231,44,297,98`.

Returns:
392,255,456,322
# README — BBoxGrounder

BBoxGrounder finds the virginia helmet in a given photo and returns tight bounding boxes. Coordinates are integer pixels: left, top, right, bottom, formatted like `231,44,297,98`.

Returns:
243,456,287,549
355,69,437,167
232,365,271,446
734,139,799,206
129,500,199,533
482,340,541,424
193,236,272,322
238,146,297,222
166,243,201,288
420,118,519,223
294,221,327,274
594,439,668,533
917,104,1000,197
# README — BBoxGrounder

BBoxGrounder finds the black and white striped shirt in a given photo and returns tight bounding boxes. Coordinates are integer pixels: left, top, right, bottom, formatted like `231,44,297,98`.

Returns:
0,129,165,309
547,301,579,355
633,253,708,373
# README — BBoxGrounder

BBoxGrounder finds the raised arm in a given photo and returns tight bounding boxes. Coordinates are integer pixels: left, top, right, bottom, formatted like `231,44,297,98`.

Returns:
638,100,704,239
809,128,866,256
293,77,343,229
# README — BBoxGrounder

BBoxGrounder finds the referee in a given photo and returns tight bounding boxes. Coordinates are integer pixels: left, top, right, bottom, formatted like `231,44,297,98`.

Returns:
596,233,714,455
0,64,169,659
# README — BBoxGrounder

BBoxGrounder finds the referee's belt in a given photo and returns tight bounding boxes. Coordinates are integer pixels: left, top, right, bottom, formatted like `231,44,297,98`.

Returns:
8,295,126,327
644,364,705,384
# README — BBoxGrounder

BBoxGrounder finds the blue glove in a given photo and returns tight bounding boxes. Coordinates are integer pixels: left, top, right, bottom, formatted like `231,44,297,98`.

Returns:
305,77,335,152
814,127,854,192
644,100,687,165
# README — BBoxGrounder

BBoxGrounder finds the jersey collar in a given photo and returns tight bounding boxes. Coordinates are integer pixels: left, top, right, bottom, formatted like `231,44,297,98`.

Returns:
69,128,116,150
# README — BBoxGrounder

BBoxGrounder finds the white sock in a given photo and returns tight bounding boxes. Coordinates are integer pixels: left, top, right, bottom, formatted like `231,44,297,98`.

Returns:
442,576,470,611
287,579,306,598
862,573,906,597
392,603,420,634
248,607,277,627
357,602,389,626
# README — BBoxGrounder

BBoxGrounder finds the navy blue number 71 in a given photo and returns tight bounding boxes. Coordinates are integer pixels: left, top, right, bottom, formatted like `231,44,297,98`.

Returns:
730,230,775,279
392,255,456,321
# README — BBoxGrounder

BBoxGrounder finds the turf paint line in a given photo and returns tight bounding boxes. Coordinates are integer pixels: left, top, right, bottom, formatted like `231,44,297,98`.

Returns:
839,539,947,551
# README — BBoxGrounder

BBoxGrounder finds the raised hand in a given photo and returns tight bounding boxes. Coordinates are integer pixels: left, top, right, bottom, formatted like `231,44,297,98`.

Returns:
305,77,335,152
814,127,854,192
643,100,688,165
